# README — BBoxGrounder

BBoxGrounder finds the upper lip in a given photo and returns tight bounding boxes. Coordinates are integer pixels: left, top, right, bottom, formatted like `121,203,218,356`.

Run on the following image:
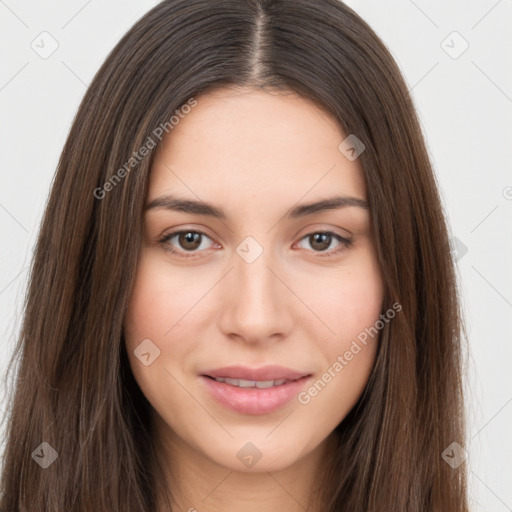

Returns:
201,365,311,382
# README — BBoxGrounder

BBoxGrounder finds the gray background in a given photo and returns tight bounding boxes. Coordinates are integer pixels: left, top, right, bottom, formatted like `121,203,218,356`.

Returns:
1,0,511,509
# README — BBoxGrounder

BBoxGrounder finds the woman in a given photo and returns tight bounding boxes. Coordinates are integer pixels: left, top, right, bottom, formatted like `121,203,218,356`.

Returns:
0,0,469,510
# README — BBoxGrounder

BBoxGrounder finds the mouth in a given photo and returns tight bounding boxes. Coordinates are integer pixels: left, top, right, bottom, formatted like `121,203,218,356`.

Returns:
204,376,297,388
199,365,312,415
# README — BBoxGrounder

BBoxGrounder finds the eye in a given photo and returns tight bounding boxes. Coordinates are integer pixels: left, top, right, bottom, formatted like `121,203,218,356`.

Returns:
158,229,352,259
158,230,217,258
295,231,352,257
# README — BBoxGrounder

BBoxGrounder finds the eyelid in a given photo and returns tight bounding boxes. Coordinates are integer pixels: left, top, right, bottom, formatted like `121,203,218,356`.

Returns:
158,227,218,256
292,223,352,241
293,231,352,258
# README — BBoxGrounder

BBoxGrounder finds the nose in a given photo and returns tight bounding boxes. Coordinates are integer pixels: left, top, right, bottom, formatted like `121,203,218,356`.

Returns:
218,244,294,345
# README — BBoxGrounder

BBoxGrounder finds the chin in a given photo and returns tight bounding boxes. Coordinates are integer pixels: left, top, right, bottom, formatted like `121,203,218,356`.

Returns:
201,434,319,473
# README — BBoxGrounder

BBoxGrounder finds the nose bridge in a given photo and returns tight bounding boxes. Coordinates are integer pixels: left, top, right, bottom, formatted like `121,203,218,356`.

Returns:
237,243,276,301
219,235,292,341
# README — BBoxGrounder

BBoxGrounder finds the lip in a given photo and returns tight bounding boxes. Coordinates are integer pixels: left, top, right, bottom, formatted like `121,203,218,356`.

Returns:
199,365,312,415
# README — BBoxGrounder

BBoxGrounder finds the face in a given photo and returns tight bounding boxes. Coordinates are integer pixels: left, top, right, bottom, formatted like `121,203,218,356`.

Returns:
124,87,384,474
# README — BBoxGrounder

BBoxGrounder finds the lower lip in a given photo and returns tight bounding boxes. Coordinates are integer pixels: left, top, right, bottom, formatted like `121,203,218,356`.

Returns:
200,375,311,415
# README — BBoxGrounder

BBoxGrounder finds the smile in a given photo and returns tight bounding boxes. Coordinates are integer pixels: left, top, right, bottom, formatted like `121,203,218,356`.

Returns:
199,369,312,415
210,377,290,388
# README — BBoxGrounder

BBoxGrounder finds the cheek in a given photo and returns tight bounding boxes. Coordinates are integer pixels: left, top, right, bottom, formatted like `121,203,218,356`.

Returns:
123,253,206,401
296,243,384,347
124,252,209,343
294,246,383,413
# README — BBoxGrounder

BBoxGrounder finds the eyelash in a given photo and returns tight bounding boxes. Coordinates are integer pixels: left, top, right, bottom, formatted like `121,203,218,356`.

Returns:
157,229,353,259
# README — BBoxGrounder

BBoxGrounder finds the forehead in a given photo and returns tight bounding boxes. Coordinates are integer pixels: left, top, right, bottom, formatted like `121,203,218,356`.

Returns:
148,87,367,214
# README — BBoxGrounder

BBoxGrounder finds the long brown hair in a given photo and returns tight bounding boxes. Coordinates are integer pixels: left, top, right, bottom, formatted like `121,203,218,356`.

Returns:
0,0,468,510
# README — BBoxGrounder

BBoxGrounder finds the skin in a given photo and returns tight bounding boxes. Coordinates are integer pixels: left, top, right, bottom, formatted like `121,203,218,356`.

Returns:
124,86,384,512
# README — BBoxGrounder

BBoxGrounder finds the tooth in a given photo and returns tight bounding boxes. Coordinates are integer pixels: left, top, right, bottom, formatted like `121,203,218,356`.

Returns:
238,379,256,388
255,380,275,389
216,377,288,388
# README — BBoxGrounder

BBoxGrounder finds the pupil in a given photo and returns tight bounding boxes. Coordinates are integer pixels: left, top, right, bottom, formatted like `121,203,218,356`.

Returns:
180,232,200,250
312,233,330,251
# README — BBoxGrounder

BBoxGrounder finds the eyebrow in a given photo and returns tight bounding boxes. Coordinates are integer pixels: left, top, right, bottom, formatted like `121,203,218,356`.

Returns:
144,194,369,219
